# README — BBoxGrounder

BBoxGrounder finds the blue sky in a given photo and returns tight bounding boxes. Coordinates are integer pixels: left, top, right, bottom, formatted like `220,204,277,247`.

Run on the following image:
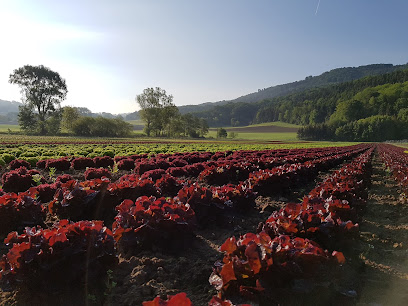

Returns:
0,0,407,114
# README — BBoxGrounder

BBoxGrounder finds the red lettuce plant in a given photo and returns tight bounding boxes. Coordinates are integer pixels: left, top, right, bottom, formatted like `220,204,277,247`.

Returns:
48,182,100,221
71,157,95,170
210,232,345,298
0,192,45,235
46,157,71,171
9,159,31,170
142,292,193,306
84,167,112,180
117,158,135,171
94,156,114,168
0,220,116,290
112,196,196,253
2,167,44,193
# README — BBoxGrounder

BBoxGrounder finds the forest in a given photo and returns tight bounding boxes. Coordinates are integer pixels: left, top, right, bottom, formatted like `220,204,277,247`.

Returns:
191,69,408,141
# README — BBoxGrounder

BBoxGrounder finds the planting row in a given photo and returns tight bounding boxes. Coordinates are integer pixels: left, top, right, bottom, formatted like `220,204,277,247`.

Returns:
208,146,374,304
377,144,408,197
0,145,373,305
0,146,372,236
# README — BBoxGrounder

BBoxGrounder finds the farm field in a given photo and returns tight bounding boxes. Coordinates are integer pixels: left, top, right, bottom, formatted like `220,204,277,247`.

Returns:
0,124,20,133
207,121,300,141
0,139,407,305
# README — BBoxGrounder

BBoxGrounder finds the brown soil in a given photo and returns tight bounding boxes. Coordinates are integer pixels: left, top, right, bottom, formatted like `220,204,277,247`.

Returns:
354,156,408,305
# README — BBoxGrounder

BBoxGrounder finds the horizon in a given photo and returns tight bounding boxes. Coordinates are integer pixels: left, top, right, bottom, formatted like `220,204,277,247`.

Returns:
0,1,407,114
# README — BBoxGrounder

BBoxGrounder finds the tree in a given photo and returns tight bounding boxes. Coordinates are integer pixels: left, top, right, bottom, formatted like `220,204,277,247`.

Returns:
216,128,228,138
136,87,175,136
61,106,80,132
9,65,67,134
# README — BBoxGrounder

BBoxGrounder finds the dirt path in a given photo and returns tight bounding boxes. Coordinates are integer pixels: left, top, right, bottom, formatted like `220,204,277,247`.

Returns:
356,155,408,305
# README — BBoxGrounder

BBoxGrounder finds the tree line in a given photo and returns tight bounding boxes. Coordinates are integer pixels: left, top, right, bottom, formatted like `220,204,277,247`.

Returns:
136,87,208,138
9,65,208,138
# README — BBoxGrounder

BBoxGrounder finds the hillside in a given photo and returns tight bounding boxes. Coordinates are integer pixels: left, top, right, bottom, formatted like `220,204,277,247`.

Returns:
191,68,408,128
0,99,21,114
179,63,408,115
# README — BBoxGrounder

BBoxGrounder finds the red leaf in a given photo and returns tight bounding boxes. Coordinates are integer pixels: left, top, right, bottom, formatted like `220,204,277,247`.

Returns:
220,262,237,286
220,237,237,254
244,243,262,275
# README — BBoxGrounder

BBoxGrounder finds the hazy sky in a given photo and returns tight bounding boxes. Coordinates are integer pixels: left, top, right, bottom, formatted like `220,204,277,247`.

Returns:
0,0,407,114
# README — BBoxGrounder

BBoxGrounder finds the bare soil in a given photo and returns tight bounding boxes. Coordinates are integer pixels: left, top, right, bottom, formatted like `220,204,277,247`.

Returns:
355,156,408,305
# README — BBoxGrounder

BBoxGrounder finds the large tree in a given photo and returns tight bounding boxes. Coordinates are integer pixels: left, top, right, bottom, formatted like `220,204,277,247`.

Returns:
136,87,175,136
9,65,67,134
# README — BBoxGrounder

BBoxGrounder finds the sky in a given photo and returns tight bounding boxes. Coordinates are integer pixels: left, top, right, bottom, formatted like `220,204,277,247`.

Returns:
0,0,407,114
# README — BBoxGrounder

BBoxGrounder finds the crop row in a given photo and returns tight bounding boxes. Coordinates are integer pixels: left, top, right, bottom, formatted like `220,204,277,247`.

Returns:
208,147,374,304
0,145,372,305
0,141,363,168
377,144,408,197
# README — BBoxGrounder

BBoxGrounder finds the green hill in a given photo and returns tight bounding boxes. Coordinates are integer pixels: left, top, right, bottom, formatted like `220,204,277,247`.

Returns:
179,63,408,115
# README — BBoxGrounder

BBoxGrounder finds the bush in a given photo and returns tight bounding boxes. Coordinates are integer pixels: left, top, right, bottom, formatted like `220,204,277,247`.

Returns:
216,128,228,138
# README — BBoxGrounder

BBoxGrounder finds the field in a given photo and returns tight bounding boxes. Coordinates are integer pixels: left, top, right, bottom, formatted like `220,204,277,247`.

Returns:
0,137,407,305
207,122,300,141
0,124,20,133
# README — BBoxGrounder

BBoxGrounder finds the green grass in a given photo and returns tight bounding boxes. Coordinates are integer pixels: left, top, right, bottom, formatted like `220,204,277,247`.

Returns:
126,120,144,125
233,121,301,128
0,124,20,132
206,131,299,141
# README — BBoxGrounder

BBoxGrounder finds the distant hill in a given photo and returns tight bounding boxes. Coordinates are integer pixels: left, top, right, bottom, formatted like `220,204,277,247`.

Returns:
0,99,22,114
179,63,408,114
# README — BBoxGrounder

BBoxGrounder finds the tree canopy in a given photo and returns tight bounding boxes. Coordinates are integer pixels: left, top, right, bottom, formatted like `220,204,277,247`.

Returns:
136,87,208,138
9,65,67,135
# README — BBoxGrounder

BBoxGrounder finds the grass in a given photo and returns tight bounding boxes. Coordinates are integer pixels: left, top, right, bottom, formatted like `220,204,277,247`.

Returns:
0,124,20,132
230,121,300,129
206,130,299,141
126,120,144,125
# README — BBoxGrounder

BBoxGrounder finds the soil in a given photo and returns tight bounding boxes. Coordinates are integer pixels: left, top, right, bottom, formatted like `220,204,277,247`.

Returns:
354,156,408,305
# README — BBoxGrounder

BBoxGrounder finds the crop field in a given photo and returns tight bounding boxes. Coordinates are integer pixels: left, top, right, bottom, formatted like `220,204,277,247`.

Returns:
0,124,20,133
207,122,300,141
0,139,407,305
